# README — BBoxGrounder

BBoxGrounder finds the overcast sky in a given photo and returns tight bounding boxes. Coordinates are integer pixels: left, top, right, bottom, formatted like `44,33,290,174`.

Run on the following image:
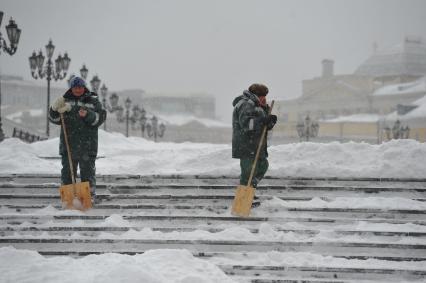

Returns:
1,0,425,120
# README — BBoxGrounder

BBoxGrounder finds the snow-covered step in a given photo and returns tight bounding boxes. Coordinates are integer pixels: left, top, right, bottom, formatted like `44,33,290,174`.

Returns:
2,205,425,223
3,216,425,236
2,174,426,188
3,177,426,188
0,191,425,201
231,277,421,283
232,277,348,283
2,202,426,223
2,182,425,190
1,181,425,202
0,225,426,237
220,265,426,282
2,180,425,209
1,174,425,282
2,225,425,237
1,238,425,260
1,214,425,227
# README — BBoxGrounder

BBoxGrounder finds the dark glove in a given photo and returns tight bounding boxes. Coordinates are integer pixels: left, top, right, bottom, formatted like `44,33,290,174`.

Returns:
265,114,277,130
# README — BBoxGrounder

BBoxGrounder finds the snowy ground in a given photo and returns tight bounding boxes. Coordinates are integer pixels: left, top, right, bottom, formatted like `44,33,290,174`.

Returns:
1,130,426,178
1,131,426,282
0,246,234,283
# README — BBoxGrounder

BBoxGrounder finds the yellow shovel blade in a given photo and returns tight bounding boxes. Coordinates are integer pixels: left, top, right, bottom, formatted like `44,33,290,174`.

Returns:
231,185,255,217
59,181,92,210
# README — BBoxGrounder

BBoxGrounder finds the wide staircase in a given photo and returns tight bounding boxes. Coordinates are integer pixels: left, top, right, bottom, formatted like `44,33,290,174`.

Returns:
0,174,425,283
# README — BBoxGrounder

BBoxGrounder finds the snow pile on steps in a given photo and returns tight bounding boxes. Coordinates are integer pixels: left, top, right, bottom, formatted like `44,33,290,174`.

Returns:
1,130,426,178
0,247,235,283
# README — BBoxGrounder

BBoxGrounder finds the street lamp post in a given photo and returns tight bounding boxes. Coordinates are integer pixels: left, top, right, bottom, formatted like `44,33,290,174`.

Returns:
90,75,101,93
29,39,70,137
146,116,166,142
80,64,88,80
130,105,147,137
111,96,132,137
99,84,109,130
296,115,319,142
0,11,21,142
113,97,133,137
140,113,148,137
128,104,166,140
124,97,132,137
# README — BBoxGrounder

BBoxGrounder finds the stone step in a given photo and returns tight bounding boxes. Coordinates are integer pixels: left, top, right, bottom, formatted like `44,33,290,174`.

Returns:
2,239,425,260
1,192,425,202
2,204,425,224
235,277,347,283
1,174,426,189
1,225,425,238
1,214,425,226
221,265,426,282
1,187,425,203
2,174,425,282
2,182,426,192
0,202,426,222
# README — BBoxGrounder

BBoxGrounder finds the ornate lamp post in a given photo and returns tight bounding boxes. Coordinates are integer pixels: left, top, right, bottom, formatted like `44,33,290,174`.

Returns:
97,84,110,130
124,97,132,137
80,64,88,80
29,39,70,137
146,116,166,142
109,96,132,137
296,115,319,142
109,93,120,111
0,11,21,142
139,112,148,137
130,105,148,137
90,75,101,93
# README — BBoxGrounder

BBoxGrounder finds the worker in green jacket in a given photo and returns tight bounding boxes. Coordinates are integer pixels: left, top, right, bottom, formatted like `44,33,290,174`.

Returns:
48,77,106,204
232,83,277,207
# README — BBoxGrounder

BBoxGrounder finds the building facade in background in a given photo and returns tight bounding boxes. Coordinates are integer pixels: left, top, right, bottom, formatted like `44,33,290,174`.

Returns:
275,36,426,142
277,36,426,123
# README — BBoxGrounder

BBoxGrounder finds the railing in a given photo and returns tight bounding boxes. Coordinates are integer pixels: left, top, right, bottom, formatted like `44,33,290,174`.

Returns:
12,128,47,143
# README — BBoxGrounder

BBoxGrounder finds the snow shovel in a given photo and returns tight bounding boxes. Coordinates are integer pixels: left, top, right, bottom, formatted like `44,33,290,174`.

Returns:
231,100,274,217
59,113,92,210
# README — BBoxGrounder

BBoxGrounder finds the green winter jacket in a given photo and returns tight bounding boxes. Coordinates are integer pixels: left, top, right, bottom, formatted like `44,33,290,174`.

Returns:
49,88,106,159
232,90,270,159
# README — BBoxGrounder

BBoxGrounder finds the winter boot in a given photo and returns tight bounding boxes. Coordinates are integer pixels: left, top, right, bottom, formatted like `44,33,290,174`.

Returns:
251,195,261,208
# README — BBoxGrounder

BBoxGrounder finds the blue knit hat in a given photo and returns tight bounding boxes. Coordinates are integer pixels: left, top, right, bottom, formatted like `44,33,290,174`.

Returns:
70,76,86,88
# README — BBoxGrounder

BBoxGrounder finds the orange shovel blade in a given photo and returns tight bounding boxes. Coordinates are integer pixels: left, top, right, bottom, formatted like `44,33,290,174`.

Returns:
231,185,255,217
59,181,92,210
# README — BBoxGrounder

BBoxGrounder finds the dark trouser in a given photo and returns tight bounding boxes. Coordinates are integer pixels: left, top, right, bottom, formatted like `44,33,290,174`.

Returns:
239,157,269,188
61,154,97,194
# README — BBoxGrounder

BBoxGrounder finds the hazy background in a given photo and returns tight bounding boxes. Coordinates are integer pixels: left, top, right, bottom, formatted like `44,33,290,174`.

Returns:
1,0,426,121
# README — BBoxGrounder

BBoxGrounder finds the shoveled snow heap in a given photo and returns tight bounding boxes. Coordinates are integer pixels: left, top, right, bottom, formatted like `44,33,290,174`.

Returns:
0,130,425,178
0,247,235,283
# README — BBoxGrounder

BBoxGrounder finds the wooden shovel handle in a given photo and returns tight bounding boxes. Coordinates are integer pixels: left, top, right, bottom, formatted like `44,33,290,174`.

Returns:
247,100,275,187
60,113,76,186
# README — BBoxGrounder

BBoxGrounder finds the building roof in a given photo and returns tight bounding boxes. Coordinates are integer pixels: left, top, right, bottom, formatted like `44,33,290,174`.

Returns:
355,36,426,78
373,76,426,96
384,92,426,121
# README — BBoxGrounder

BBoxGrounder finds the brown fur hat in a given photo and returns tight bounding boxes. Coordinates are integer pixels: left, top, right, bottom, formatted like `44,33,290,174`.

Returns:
248,83,269,96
